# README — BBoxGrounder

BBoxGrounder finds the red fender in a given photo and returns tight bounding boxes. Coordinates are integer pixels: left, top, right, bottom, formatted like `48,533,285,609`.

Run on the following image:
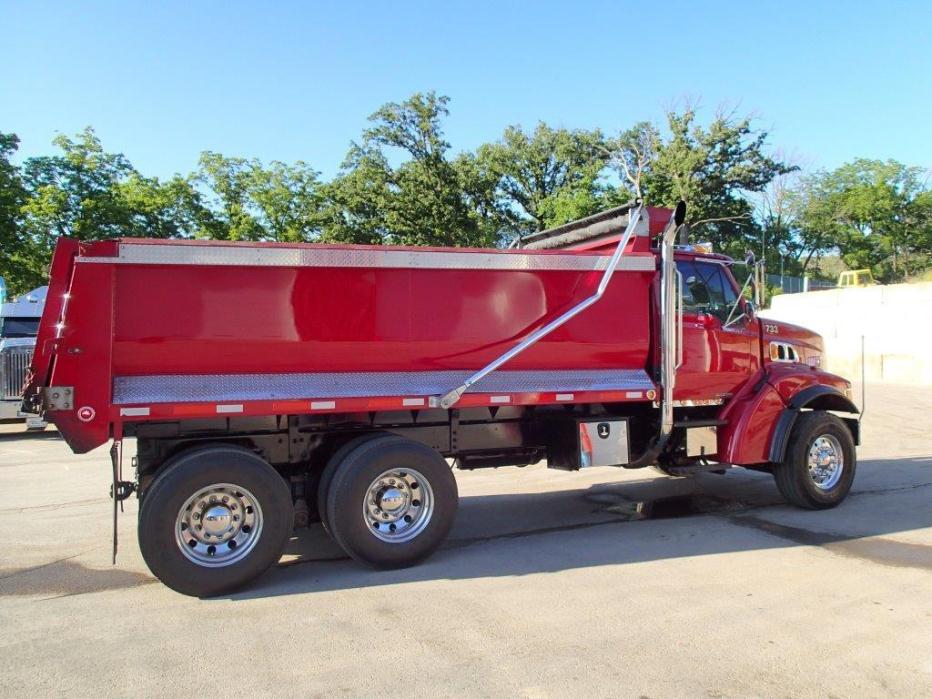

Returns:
717,365,855,466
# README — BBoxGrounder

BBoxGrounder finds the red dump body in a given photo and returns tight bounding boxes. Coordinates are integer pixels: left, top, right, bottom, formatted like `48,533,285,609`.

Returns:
27,224,663,453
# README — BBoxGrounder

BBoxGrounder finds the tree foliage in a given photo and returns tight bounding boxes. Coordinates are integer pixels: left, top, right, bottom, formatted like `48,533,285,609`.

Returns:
1,95,928,296
642,106,797,256
476,122,609,234
322,92,504,247
789,160,931,281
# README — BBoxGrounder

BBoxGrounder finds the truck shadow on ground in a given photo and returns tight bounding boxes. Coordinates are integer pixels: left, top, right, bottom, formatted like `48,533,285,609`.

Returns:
0,428,59,442
224,456,932,601
0,559,155,598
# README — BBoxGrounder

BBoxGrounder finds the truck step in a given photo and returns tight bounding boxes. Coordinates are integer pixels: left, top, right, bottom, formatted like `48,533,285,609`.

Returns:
673,418,727,429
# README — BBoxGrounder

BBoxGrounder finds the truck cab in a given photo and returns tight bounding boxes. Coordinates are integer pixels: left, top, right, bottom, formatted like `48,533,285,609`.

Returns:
1,286,48,428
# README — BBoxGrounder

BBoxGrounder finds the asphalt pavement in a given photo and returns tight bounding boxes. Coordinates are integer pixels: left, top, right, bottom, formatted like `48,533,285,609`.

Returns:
0,383,929,697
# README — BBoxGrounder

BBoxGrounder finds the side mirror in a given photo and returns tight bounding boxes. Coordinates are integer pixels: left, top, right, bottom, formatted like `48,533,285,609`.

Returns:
744,299,756,317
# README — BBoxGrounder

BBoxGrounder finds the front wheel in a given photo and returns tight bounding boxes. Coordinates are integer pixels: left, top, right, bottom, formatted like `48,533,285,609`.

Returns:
772,411,856,509
138,445,294,597
325,435,458,569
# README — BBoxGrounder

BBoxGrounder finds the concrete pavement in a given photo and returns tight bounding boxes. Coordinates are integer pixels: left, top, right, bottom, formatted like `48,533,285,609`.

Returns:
0,383,929,697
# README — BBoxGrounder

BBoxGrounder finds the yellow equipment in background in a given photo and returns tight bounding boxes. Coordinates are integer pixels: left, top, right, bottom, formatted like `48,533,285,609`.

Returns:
838,269,875,288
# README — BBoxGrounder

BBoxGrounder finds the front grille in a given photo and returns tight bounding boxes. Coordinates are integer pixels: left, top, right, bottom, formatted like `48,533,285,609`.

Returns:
2,348,33,400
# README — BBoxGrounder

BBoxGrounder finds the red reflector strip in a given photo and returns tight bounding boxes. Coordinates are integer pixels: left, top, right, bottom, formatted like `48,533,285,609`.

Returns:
172,404,214,416
272,400,310,412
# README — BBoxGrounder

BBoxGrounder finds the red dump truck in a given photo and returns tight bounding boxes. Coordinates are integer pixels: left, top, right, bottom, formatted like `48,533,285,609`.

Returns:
22,203,860,596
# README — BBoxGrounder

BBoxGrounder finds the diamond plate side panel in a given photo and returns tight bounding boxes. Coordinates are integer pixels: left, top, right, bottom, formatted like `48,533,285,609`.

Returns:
77,244,655,272
113,369,655,405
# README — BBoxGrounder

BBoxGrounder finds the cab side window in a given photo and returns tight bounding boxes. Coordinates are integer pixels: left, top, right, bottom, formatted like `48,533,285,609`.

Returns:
676,261,709,314
675,260,739,322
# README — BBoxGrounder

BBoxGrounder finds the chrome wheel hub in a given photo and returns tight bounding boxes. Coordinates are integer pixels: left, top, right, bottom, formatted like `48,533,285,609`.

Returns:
807,434,844,490
363,468,434,543
175,484,263,567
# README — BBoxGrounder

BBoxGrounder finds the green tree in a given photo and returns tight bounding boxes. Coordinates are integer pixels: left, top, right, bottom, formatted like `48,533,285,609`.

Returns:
477,122,608,233
194,152,265,240
322,92,501,247
117,173,212,239
13,128,142,291
20,127,137,241
642,105,796,257
247,161,325,242
794,159,930,282
602,121,659,202
0,133,32,294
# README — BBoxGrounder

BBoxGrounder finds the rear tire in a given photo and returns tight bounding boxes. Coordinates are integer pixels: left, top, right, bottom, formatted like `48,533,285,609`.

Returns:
772,411,856,509
138,445,293,597
325,435,458,569
317,432,385,537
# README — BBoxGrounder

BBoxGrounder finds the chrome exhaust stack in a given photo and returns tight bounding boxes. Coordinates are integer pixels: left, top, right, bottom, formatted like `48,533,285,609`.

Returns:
659,201,686,441
626,201,686,468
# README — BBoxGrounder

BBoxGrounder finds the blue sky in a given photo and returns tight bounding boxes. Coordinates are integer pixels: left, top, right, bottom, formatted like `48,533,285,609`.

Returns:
3,1,930,180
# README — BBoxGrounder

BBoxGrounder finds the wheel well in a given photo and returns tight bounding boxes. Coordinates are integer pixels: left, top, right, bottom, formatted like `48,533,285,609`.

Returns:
769,388,861,464
136,437,277,496
788,385,859,414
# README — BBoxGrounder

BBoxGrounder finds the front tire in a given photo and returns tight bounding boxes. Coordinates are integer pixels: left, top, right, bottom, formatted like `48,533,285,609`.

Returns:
325,435,458,569
772,411,856,509
138,445,294,597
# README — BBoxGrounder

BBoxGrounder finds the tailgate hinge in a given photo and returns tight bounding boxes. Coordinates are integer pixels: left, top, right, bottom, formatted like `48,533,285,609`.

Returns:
41,386,74,411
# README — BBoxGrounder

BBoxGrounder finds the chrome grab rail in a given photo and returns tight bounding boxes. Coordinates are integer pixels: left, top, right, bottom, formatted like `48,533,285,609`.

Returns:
436,204,644,409
675,268,684,369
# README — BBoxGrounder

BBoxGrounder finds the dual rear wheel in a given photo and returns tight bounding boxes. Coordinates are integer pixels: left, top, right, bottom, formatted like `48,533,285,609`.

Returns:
318,434,458,569
139,436,457,597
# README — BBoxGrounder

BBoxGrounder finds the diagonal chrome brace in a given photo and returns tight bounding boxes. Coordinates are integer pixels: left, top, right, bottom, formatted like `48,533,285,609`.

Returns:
437,205,644,409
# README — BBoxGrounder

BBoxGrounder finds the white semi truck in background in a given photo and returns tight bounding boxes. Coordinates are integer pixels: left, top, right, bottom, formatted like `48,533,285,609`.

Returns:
0,284,47,429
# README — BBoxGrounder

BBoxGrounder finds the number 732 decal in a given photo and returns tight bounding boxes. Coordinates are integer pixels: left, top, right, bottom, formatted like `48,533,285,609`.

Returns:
764,323,780,334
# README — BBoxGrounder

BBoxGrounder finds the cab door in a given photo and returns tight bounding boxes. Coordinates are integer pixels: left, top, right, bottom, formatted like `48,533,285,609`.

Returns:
673,258,760,403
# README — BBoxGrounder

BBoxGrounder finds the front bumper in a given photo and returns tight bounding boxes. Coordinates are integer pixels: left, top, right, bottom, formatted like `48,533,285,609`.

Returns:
0,399,38,421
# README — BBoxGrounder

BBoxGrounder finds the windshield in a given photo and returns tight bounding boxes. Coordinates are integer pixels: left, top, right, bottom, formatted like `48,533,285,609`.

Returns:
0,316,40,338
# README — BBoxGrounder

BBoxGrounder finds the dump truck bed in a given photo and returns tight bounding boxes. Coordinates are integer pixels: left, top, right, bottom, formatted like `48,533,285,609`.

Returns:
26,236,658,453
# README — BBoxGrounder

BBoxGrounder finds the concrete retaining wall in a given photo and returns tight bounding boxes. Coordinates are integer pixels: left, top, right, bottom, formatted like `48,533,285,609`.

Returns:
760,281,932,384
